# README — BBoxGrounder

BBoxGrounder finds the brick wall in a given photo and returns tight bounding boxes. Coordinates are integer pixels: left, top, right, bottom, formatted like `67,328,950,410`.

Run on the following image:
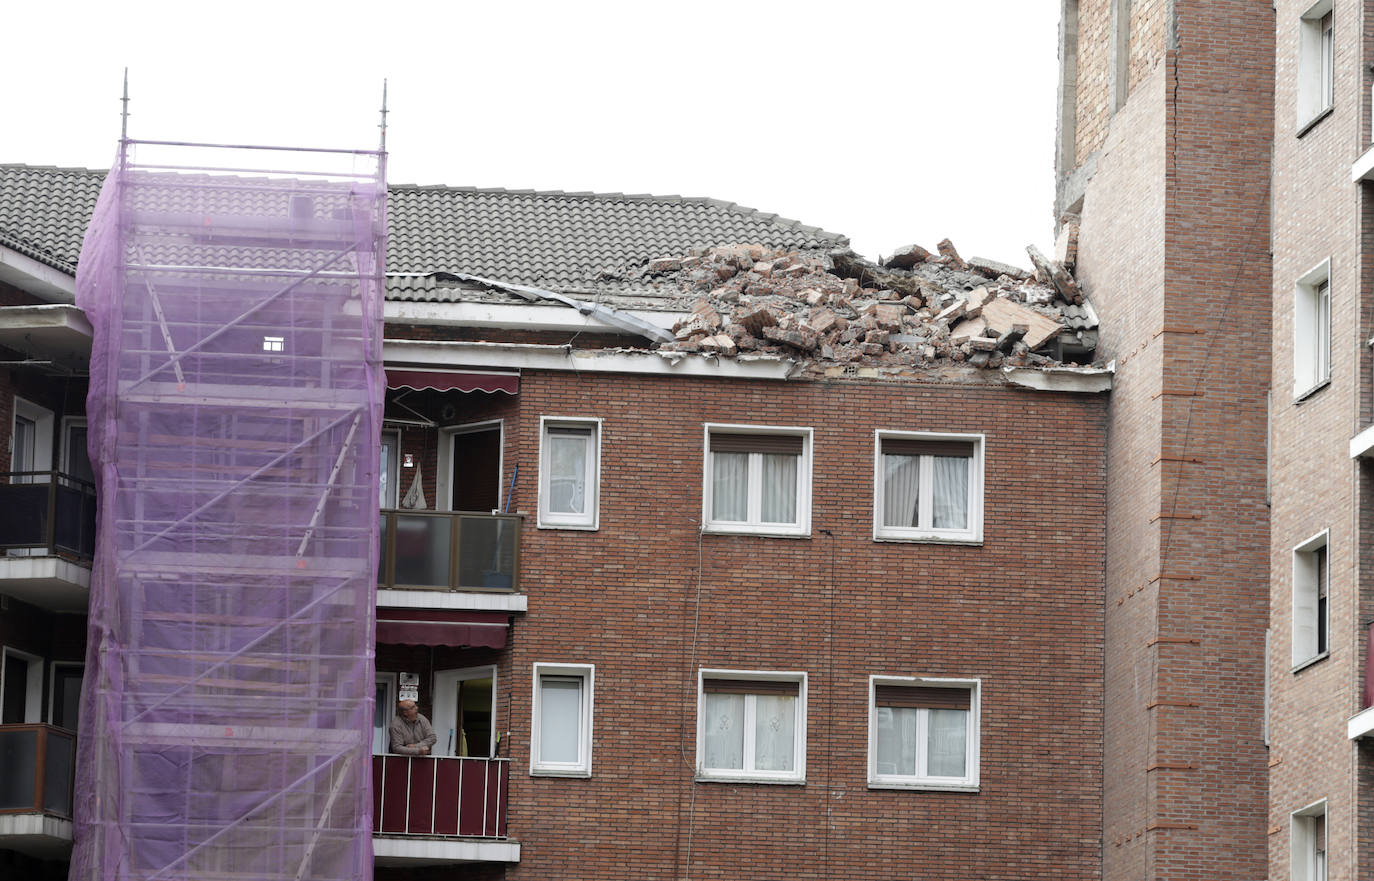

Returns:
1071,0,1170,169
1073,1,1273,877
493,369,1108,879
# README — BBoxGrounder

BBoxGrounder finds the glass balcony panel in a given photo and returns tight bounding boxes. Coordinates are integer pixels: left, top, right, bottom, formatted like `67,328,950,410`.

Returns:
457,516,516,590
393,514,451,587
0,727,38,809
42,729,75,817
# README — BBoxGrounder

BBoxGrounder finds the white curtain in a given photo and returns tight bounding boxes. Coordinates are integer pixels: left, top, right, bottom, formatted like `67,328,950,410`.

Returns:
883,454,920,527
927,709,968,777
703,693,744,769
539,676,582,764
760,453,797,523
874,706,917,775
753,695,795,771
712,452,749,521
549,433,587,514
931,455,969,529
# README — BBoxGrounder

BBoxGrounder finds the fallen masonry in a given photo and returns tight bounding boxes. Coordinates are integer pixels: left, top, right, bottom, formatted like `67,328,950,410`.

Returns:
645,238,1100,377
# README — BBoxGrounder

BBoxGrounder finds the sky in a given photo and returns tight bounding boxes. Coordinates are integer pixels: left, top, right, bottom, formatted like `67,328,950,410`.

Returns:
5,1,1061,268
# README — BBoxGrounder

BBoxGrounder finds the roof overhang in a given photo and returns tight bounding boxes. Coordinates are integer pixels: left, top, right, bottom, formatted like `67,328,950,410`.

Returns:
0,304,92,367
0,245,76,303
1002,361,1114,393
384,299,686,336
383,339,796,381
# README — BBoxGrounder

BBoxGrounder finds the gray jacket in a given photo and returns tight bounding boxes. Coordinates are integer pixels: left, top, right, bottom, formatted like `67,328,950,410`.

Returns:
389,713,437,755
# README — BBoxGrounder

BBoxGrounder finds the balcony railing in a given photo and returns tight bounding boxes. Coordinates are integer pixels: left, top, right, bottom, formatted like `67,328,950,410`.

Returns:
372,755,509,838
0,724,76,819
0,471,97,562
378,510,520,592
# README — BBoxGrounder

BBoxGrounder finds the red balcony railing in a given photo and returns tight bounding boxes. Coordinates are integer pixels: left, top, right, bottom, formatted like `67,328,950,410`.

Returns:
1363,623,1374,711
372,755,509,838
0,472,97,562
0,724,76,819
377,510,520,592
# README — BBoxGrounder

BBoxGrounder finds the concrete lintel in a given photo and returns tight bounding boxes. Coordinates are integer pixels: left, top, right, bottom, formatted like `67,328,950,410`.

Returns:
1348,705,1374,739
1002,361,1114,393
1353,145,1374,182
1350,423,1374,459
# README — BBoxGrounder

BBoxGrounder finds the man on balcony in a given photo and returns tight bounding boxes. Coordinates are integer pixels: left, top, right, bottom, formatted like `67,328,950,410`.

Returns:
389,700,437,756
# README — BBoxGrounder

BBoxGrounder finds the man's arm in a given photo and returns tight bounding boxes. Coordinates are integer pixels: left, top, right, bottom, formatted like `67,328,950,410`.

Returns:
389,718,421,755
418,716,437,750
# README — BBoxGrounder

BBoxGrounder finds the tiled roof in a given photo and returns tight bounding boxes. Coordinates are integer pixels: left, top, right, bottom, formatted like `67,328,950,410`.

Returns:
0,164,849,297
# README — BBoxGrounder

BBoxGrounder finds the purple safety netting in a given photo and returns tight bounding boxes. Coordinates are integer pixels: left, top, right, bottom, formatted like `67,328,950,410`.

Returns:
70,141,386,881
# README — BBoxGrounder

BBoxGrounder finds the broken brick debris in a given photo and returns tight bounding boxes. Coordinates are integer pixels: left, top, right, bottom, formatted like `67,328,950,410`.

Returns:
633,238,1099,376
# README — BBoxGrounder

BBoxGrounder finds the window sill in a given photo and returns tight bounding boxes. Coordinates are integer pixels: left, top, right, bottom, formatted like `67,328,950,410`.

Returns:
1297,105,1334,139
530,766,592,778
873,531,983,546
695,772,806,786
535,519,599,531
701,523,810,539
1294,378,1331,404
868,779,979,793
1291,651,1330,674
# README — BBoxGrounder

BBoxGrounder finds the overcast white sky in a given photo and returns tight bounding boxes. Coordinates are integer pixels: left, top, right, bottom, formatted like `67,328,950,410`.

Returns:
6,1,1060,267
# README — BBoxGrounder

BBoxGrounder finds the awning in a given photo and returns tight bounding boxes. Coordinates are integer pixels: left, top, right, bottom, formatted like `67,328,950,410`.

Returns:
376,609,509,648
385,368,518,395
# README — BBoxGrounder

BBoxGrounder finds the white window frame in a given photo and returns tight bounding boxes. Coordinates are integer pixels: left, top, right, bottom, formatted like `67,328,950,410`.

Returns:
1297,1,1334,131
694,668,807,785
379,429,401,509
372,672,397,755
11,396,54,483
530,662,594,777
701,423,812,537
867,675,981,792
537,416,602,530
1294,258,1332,399
1,646,45,723
1291,798,1328,881
1292,529,1330,670
872,430,985,544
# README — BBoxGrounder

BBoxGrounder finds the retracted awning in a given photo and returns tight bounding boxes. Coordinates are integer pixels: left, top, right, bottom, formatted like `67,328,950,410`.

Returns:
385,368,518,395
375,609,509,648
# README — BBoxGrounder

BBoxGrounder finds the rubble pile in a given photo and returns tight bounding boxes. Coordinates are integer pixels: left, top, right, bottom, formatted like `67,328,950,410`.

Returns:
642,229,1099,374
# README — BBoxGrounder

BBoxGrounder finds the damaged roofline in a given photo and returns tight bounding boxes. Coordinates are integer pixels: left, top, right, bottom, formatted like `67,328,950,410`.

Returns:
383,338,798,380
1002,361,1114,393
435,272,677,344
383,299,687,335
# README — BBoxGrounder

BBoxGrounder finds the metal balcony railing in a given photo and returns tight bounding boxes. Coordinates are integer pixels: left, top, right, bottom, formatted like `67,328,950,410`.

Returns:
378,510,520,592
372,755,509,838
0,724,76,819
0,471,97,562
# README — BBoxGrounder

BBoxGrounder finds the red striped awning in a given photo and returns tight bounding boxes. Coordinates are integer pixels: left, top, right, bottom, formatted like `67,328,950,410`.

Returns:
385,369,518,395
375,609,509,648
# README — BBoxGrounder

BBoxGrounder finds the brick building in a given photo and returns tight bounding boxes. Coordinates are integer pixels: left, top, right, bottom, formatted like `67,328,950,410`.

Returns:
0,158,1113,879
1058,0,1374,879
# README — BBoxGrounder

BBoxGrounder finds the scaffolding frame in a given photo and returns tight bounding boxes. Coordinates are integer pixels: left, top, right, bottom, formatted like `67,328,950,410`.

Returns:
70,136,386,881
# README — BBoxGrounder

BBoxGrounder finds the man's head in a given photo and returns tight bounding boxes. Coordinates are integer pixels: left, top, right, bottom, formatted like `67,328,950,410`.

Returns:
397,700,419,721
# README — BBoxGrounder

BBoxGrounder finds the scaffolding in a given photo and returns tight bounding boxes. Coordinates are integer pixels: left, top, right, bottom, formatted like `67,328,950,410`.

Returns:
70,139,386,881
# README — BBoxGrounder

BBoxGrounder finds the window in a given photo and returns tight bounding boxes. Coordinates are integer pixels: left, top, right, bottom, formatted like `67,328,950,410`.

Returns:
49,663,83,731
1,647,44,724
1292,799,1328,881
1294,259,1331,398
868,676,980,791
1298,2,1334,130
11,396,53,483
62,418,94,486
530,663,593,776
874,432,984,543
372,673,396,754
702,424,812,536
1292,530,1330,668
379,431,400,508
695,670,806,784
537,417,600,529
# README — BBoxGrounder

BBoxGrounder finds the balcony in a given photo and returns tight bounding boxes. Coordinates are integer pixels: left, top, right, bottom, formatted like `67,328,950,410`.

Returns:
1350,624,1374,739
0,472,96,612
0,724,76,859
371,755,518,865
378,510,521,593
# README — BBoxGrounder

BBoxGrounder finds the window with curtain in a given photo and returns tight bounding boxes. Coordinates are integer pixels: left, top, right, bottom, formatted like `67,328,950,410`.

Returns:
869,680,979,790
704,428,810,536
698,674,806,782
531,664,594,776
539,418,600,529
875,434,982,542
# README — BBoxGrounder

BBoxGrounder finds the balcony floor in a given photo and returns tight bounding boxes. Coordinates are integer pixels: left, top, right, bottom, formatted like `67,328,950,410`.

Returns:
372,834,520,866
0,555,90,612
0,813,74,860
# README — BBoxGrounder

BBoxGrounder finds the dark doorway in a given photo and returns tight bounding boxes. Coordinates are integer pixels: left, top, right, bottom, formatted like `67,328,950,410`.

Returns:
451,427,501,513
